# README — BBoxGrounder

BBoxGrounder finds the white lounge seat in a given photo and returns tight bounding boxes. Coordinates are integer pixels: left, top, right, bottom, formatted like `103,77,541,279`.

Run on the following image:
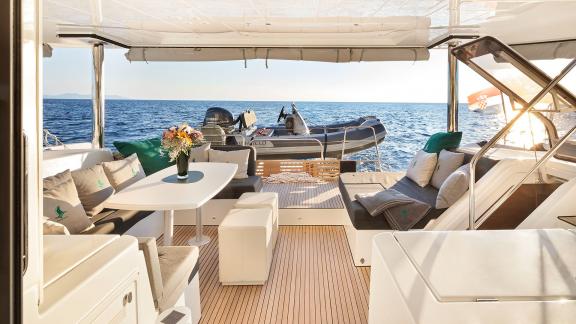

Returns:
234,192,279,247
218,208,273,285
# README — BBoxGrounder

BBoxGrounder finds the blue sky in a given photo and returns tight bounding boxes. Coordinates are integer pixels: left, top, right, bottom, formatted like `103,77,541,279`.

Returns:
43,48,493,103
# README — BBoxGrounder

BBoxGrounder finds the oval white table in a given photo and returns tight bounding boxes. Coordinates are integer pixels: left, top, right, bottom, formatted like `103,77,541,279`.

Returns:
104,162,237,246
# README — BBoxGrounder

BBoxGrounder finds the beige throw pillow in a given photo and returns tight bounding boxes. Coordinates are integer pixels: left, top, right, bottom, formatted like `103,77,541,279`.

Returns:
71,164,115,216
430,150,465,189
208,149,250,179
436,164,470,209
43,170,94,234
102,153,146,191
189,143,211,162
406,150,438,187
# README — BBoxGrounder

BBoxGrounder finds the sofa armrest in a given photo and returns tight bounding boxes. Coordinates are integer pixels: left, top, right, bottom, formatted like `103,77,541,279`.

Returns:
137,237,164,308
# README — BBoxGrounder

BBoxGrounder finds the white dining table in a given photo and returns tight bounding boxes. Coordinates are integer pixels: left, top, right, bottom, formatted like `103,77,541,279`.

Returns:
104,162,238,246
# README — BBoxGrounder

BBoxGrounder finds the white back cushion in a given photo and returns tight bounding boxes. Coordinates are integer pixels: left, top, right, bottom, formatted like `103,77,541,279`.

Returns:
431,150,465,189
406,150,438,187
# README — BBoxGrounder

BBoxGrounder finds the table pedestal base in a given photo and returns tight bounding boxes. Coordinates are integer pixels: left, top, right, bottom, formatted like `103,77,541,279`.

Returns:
189,206,210,246
188,235,211,246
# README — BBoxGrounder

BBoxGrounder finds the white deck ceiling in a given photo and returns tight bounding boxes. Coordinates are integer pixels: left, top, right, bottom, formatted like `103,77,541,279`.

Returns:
43,0,576,48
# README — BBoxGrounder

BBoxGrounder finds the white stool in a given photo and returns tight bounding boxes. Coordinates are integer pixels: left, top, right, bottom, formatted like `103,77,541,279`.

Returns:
218,208,273,285
234,192,279,247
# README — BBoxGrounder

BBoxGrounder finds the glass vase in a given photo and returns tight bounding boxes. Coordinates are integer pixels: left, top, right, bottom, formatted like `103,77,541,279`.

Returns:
176,151,190,180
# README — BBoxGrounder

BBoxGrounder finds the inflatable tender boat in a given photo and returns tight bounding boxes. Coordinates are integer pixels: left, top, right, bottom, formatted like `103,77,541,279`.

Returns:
201,103,386,159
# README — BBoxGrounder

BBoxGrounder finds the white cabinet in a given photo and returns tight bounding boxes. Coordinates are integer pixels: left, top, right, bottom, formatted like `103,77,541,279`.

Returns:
82,275,138,324
27,235,157,324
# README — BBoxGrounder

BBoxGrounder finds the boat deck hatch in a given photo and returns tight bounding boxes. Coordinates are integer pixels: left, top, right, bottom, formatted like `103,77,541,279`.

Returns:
394,229,576,302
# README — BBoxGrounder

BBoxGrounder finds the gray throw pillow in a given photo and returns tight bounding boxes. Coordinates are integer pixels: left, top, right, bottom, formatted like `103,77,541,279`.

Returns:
43,170,94,234
431,149,465,189
71,164,115,216
436,164,470,209
189,143,211,162
102,153,146,191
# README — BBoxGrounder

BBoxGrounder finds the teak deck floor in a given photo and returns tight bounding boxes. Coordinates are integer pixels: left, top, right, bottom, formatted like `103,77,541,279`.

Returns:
160,225,371,324
262,182,345,209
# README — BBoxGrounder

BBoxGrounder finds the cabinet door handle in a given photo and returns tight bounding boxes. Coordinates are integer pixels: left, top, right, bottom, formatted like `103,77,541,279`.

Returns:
123,292,133,306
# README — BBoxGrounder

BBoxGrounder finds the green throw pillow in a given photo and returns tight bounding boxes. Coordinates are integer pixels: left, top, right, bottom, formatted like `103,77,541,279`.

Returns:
423,132,463,153
113,138,174,175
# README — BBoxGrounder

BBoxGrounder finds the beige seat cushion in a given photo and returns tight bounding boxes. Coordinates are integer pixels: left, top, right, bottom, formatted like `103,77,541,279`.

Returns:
43,170,93,234
71,164,115,216
209,149,250,179
189,143,210,162
101,153,145,191
157,246,199,312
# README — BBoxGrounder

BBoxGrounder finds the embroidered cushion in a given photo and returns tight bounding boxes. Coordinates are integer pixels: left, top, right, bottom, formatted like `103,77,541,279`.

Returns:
101,153,146,191
43,170,93,234
71,164,115,216
406,150,438,187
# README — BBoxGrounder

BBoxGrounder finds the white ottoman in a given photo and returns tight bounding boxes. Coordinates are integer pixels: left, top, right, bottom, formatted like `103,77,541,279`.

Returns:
234,192,279,247
218,208,273,285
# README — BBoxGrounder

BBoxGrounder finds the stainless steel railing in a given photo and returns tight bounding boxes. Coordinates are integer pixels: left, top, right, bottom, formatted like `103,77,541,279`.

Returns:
468,58,576,230
474,122,576,228
341,125,383,171
249,137,325,160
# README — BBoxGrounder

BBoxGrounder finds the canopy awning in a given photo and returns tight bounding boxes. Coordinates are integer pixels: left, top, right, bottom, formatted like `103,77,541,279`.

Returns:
43,0,576,62
125,47,430,63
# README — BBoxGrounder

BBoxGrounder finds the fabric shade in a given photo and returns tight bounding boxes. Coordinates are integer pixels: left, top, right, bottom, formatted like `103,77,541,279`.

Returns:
125,47,429,63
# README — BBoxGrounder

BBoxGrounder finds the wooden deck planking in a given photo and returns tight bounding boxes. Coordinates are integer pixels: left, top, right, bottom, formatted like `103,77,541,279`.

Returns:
160,225,370,324
262,182,345,209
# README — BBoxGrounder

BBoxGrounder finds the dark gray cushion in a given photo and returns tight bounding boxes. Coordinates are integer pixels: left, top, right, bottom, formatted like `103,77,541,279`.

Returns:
82,221,116,234
214,176,263,199
83,209,154,234
211,145,257,176
461,152,498,180
339,154,498,230
339,172,445,230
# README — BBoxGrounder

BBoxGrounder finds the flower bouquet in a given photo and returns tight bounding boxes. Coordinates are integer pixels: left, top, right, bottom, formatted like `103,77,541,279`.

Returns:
161,124,204,179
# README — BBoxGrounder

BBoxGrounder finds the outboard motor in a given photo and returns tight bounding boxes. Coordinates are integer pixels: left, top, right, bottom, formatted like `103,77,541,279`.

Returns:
203,107,235,133
279,104,310,135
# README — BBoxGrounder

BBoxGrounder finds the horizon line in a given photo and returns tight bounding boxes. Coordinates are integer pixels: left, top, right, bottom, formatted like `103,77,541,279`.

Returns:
43,96,453,105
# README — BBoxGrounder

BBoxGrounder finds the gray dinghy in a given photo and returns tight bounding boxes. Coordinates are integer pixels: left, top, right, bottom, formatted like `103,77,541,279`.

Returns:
201,103,386,160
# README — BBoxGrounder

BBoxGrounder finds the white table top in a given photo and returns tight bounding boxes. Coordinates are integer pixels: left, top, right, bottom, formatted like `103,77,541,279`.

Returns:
375,229,576,302
104,162,238,211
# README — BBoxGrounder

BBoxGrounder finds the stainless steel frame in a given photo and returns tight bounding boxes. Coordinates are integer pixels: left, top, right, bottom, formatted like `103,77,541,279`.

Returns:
467,57,576,230
341,125,383,171
447,43,459,132
91,44,105,148
475,123,576,228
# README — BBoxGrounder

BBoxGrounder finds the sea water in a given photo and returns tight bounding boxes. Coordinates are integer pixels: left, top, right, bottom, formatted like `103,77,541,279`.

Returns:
43,99,507,171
